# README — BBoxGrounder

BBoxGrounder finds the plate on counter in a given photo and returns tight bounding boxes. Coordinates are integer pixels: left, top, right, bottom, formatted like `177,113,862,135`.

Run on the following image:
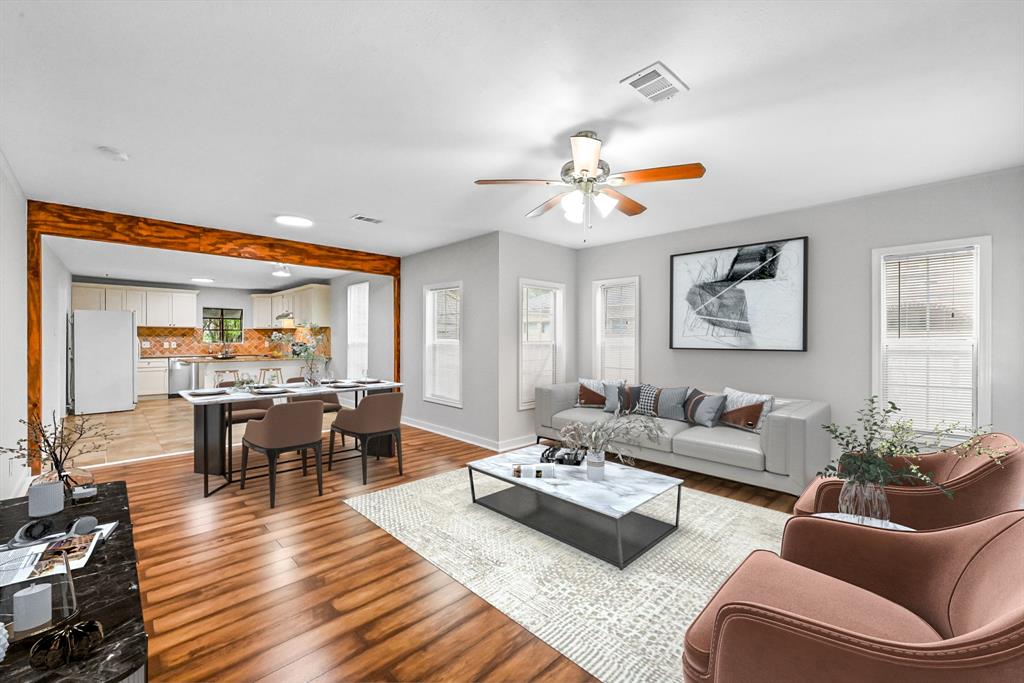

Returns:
356,378,383,384
189,388,227,397
254,387,291,395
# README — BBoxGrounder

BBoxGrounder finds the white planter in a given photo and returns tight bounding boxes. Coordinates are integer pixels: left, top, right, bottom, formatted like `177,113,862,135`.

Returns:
586,450,605,481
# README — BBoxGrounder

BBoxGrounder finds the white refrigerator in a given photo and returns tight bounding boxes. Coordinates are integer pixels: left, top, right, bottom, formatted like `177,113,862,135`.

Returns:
70,310,138,414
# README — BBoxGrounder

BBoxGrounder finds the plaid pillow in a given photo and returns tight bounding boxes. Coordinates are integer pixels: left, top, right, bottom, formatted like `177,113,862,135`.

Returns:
637,384,660,416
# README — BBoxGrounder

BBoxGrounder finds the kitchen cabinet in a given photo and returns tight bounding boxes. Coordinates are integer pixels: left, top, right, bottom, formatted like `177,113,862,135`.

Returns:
252,285,330,328
144,290,197,327
72,285,105,311
104,287,126,311
252,295,272,328
171,292,197,327
137,358,169,396
145,291,172,326
270,293,294,327
124,290,145,318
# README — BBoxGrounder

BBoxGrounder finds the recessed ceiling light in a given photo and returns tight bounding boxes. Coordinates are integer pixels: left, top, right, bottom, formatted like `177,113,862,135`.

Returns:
190,277,215,284
97,145,129,162
275,215,314,228
271,264,292,278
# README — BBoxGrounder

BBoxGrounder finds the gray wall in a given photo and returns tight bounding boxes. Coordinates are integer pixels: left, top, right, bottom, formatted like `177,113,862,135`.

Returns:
575,167,1024,436
497,232,577,445
41,242,71,422
328,272,395,381
0,148,29,498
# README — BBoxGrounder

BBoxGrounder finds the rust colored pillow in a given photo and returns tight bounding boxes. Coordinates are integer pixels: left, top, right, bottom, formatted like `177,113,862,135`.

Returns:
577,379,606,408
720,402,766,432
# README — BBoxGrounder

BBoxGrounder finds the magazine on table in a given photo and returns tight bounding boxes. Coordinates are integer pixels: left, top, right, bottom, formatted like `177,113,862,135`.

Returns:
0,522,118,587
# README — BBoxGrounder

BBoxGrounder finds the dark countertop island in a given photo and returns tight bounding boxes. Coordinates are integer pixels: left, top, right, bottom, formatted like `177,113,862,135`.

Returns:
0,482,147,682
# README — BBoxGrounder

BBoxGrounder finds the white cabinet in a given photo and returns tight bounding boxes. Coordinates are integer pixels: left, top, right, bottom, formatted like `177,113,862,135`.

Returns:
104,287,126,311
137,358,169,396
171,292,197,327
124,290,145,318
252,295,272,328
145,291,172,326
72,285,105,311
270,293,294,327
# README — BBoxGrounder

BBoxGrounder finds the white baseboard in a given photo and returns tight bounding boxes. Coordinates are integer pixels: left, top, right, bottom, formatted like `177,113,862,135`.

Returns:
496,434,540,452
399,415,502,452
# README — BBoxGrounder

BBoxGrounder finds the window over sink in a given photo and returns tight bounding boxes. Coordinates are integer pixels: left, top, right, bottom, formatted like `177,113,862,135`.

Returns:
202,307,243,344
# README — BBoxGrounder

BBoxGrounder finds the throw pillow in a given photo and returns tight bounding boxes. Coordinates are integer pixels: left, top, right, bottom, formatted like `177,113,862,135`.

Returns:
577,378,606,408
637,384,660,415
721,387,776,432
683,389,727,428
602,380,626,413
617,384,642,413
655,386,690,422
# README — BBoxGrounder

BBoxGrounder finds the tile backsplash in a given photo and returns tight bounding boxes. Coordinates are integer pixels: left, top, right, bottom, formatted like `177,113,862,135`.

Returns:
138,326,331,358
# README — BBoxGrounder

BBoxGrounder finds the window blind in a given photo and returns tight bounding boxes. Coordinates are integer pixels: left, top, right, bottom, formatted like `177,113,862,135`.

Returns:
346,282,369,379
425,286,461,406
881,247,977,431
597,279,638,384
519,283,563,409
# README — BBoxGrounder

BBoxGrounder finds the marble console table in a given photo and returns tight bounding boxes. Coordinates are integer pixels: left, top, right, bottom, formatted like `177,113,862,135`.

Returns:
0,482,146,682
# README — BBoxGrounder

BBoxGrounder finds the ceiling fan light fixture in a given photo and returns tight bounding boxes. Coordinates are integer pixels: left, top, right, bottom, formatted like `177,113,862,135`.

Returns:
560,190,584,224
569,132,602,178
593,192,619,218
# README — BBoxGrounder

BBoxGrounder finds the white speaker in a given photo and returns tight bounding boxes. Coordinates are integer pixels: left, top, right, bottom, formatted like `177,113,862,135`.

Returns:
28,481,65,518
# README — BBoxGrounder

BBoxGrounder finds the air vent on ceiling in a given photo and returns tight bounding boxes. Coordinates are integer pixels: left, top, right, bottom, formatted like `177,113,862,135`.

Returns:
620,61,688,103
350,214,383,224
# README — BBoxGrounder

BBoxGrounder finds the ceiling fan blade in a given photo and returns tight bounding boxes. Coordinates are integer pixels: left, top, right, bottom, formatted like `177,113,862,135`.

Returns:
607,163,706,186
525,192,570,218
600,188,647,216
475,179,563,186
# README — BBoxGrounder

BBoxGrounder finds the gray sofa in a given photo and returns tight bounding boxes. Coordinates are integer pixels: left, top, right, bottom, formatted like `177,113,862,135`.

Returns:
534,383,831,496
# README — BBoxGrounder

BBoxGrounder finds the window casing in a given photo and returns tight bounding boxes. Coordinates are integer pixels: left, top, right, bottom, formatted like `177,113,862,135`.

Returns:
346,281,369,379
518,279,565,410
593,276,639,384
423,282,462,407
872,237,991,434
202,307,242,344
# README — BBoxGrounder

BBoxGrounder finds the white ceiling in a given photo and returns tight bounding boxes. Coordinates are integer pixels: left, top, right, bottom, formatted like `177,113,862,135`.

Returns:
3,1,1022,255
44,236,349,290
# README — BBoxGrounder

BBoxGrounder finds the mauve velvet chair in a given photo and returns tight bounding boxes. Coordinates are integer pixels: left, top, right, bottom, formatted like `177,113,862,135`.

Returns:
328,392,403,485
241,400,325,508
794,432,1024,530
683,512,1024,682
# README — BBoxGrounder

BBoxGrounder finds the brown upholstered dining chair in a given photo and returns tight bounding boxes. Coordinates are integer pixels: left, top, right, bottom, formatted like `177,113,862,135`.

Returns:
794,433,1024,530
241,400,325,508
217,380,273,466
328,392,403,485
286,376,305,383
683,511,1024,683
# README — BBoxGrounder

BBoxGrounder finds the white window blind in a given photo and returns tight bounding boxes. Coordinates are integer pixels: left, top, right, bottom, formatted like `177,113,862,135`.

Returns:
519,280,564,409
595,277,639,384
346,281,369,379
424,284,462,407
881,247,978,431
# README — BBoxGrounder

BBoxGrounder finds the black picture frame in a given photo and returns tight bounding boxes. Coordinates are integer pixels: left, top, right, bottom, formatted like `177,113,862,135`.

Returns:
669,236,808,351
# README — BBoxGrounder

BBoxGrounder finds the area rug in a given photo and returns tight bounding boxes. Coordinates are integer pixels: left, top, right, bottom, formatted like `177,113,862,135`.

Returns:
344,469,790,683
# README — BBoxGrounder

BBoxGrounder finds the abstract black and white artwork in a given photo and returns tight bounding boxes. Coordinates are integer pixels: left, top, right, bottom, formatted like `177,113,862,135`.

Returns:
670,237,807,351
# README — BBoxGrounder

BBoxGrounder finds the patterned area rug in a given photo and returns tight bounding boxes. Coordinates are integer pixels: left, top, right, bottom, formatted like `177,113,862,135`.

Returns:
344,468,789,683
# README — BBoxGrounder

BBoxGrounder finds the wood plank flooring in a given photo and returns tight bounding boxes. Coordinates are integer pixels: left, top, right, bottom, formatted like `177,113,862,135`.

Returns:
93,427,797,682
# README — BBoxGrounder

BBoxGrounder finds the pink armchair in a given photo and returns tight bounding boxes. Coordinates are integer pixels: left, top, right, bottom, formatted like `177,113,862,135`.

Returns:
794,432,1024,530
683,512,1024,682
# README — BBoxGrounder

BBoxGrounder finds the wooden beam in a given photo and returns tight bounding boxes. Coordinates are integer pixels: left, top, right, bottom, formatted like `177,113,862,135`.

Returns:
26,201,402,474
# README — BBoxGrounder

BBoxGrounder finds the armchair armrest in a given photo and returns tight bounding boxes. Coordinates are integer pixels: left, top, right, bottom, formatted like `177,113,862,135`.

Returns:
534,382,578,433
759,399,831,486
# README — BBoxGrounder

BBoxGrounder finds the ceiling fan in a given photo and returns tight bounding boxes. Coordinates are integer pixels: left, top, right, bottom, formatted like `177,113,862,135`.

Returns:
474,131,705,238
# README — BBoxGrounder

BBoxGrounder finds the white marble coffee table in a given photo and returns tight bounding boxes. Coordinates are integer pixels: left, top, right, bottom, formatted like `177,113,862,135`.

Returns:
467,445,684,569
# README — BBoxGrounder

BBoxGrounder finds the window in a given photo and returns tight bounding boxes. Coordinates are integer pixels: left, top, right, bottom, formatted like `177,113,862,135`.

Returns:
594,276,639,383
202,307,242,343
873,237,991,434
346,281,369,379
519,279,565,410
424,282,462,407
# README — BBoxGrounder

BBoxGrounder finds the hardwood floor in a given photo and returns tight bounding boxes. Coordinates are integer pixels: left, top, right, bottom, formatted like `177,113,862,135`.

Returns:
93,426,797,682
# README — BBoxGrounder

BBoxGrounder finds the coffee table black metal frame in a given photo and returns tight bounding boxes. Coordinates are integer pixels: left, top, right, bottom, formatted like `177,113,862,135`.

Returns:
468,466,682,569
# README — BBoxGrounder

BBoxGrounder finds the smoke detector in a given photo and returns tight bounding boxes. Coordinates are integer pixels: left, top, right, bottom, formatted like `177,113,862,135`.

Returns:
620,61,688,103
350,214,383,224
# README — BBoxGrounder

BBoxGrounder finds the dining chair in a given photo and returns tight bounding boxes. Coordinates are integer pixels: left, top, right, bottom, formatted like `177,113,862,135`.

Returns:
328,392,403,484
217,380,273,477
241,400,325,508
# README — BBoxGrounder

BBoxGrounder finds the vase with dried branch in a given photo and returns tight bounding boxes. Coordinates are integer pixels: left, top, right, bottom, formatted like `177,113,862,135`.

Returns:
559,411,665,481
1,412,113,492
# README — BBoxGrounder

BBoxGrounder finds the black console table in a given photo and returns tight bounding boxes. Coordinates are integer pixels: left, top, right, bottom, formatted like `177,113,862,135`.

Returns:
0,481,147,682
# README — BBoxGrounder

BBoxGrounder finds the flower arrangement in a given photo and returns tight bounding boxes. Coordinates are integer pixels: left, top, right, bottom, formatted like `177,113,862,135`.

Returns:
270,324,329,384
559,410,665,466
0,412,112,490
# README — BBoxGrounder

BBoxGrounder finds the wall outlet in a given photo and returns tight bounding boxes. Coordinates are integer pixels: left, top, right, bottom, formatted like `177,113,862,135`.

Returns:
170,341,177,348
141,341,151,348
163,342,170,348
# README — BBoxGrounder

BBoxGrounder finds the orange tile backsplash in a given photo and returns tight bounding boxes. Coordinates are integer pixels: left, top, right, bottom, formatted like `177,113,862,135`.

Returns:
138,326,331,358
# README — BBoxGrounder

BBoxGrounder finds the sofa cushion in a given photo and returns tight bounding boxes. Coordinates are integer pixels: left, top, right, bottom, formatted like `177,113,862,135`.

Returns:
551,409,688,452
672,426,765,471
684,550,942,675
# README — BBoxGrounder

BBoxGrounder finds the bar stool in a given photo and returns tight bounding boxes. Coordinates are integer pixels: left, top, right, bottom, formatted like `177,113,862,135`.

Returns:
241,401,325,508
214,369,240,385
257,367,284,385
328,392,404,485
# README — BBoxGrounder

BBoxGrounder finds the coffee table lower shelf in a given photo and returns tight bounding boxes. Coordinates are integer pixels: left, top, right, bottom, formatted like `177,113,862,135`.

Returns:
469,468,681,569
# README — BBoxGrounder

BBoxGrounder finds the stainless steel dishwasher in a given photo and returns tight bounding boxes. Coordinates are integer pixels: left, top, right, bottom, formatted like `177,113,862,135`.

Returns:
168,358,198,396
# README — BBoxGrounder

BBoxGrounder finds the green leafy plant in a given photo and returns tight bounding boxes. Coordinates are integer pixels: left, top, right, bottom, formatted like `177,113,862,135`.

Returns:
819,396,1009,496
559,411,665,465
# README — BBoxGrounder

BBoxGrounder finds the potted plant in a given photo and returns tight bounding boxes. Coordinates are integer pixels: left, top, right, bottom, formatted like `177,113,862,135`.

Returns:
559,411,664,481
270,324,329,386
1,412,112,492
820,396,1008,521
